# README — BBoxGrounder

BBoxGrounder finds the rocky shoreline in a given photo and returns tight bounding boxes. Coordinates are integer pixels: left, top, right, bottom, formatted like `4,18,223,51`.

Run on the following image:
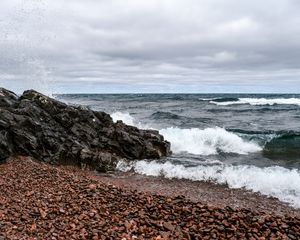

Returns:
96,172,300,218
1,157,299,239
1,88,300,239
0,88,170,171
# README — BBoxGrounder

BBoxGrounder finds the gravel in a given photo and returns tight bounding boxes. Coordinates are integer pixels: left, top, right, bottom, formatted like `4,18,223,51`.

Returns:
1,157,299,239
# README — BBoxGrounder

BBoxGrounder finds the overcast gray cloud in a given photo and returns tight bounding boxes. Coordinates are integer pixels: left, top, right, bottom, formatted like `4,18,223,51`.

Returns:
1,0,300,93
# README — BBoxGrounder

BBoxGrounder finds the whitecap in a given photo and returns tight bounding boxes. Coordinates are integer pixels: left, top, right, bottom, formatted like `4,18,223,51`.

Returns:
210,98,300,106
160,127,261,155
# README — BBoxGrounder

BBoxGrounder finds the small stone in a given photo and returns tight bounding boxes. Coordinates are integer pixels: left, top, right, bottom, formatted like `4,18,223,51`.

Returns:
89,184,97,190
70,223,76,229
30,223,37,231
163,222,175,231
288,234,297,240
39,208,47,219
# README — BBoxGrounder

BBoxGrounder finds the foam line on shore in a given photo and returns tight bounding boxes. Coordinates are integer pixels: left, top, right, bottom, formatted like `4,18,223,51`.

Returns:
117,160,300,208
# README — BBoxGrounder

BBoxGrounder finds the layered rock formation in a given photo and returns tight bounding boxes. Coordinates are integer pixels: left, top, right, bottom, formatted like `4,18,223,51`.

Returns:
0,88,170,172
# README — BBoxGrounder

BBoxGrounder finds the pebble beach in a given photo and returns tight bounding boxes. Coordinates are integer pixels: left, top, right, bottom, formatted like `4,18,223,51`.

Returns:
1,157,299,239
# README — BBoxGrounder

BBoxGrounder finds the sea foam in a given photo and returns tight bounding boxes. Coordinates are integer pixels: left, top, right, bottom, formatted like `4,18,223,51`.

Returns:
111,111,149,129
111,112,261,155
160,127,261,155
117,160,300,207
210,98,300,106
110,111,300,207
111,112,136,126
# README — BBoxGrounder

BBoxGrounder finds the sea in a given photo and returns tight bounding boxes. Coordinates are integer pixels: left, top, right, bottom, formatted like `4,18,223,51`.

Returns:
56,94,300,208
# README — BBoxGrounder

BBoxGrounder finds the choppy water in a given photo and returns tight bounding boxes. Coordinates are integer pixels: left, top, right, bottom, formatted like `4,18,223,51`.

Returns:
57,94,300,207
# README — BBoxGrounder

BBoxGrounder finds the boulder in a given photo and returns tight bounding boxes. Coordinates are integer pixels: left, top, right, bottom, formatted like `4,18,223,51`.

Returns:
0,87,19,107
0,88,171,171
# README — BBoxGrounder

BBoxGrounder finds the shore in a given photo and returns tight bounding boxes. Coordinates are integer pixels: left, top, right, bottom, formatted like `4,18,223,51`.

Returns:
1,157,299,239
96,172,300,217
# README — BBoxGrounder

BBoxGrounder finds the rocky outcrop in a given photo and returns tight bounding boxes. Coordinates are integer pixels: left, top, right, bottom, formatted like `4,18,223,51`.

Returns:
0,88,171,172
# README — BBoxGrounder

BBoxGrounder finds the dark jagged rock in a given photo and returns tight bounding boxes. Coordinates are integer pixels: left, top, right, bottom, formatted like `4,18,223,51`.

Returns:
0,88,18,108
0,88,171,171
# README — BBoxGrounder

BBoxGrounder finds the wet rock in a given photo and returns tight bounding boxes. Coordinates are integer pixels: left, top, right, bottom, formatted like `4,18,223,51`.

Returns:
0,88,18,108
0,88,171,171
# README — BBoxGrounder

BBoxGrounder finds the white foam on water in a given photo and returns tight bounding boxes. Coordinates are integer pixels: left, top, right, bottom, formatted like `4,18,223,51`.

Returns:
210,98,300,106
111,112,136,126
117,160,300,208
111,111,150,129
199,98,216,101
111,112,261,155
160,127,261,155
110,112,300,207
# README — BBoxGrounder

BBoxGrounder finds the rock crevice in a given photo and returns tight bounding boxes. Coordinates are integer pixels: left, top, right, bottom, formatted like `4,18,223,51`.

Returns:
0,88,171,171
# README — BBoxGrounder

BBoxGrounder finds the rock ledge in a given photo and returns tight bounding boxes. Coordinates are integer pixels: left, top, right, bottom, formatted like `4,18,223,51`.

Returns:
0,88,171,171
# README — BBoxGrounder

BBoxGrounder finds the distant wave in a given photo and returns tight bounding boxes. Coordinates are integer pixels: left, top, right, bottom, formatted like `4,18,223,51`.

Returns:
207,107,300,113
199,97,239,102
228,128,276,135
117,160,300,208
210,98,300,106
150,111,213,124
150,111,182,120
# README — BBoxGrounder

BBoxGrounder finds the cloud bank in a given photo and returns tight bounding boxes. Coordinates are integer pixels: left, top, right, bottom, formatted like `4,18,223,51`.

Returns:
1,0,300,93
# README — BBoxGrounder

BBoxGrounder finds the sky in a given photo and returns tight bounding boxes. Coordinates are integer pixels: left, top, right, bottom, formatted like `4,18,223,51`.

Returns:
1,0,300,94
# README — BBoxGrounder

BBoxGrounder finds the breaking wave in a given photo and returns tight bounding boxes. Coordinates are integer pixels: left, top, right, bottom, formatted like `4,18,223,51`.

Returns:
160,127,261,155
111,112,261,155
117,160,300,207
199,97,239,102
111,111,149,129
201,97,239,102
111,111,300,159
210,98,300,106
111,112,136,126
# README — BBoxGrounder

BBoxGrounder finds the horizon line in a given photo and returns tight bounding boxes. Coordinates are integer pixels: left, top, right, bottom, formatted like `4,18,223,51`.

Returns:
53,92,300,95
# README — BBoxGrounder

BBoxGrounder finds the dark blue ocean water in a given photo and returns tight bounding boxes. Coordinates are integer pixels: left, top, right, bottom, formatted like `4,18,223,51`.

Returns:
57,94,300,207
